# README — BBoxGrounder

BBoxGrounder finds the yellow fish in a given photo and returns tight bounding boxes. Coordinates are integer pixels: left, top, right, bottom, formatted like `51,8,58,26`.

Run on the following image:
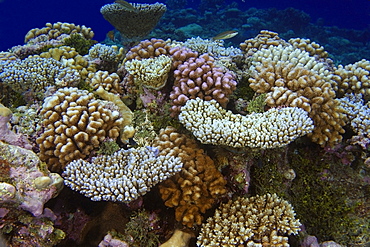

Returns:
212,30,239,40
114,0,137,12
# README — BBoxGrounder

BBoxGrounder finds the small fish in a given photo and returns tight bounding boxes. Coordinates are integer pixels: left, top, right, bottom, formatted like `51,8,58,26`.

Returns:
114,0,137,12
211,30,239,40
107,30,115,41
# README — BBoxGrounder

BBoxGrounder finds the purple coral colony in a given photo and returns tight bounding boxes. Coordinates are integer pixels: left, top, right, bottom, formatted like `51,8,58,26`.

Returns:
0,0,369,246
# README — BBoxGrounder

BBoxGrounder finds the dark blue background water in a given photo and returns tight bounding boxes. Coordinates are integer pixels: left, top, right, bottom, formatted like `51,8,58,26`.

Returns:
0,0,369,52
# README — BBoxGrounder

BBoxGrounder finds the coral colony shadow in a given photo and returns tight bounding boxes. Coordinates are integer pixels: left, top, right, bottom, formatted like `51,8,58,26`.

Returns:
0,0,369,246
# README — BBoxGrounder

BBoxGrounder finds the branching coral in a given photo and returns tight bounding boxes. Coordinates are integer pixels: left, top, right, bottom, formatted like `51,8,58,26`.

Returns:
153,126,227,228
0,56,80,100
36,87,124,172
170,53,237,116
248,44,346,146
63,146,182,203
24,22,94,44
125,55,172,90
197,193,301,246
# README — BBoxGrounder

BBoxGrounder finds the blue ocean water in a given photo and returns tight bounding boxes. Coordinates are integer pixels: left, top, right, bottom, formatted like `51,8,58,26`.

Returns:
0,0,369,52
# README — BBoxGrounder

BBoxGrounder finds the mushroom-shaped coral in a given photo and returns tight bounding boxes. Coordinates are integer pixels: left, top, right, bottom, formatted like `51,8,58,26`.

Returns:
170,53,237,116
179,98,314,149
197,193,301,246
100,2,166,41
0,141,63,216
63,146,182,203
36,87,124,172
153,126,227,228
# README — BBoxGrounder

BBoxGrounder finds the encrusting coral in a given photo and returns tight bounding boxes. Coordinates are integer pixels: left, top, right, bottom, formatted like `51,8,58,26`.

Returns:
36,87,124,172
0,141,63,216
152,126,227,228
248,44,346,146
179,98,314,149
63,146,183,203
197,193,301,247
100,2,167,41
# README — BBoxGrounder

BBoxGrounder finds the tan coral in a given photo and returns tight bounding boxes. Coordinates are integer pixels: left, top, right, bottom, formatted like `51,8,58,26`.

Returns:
38,46,96,79
153,126,227,228
86,70,124,94
125,38,172,61
249,44,346,146
24,22,94,43
289,38,328,59
36,87,123,172
333,59,370,99
197,193,301,246
124,54,172,90
100,2,166,41
240,30,289,56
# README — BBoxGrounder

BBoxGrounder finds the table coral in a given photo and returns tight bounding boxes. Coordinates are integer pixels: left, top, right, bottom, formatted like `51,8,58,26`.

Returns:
36,87,124,172
0,141,63,216
179,98,314,149
170,53,237,116
100,2,167,41
125,54,172,90
248,44,346,146
197,193,301,247
153,126,227,228
63,146,182,203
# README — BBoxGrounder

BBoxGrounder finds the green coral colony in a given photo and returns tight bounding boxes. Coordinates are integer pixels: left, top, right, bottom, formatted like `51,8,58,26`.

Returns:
0,1,369,247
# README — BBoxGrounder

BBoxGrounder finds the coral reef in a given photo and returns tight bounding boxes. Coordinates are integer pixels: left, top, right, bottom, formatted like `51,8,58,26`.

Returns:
197,193,301,246
63,146,182,203
179,98,314,148
100,2,167,41
0,141,63,216
153,126,227,228
36,87,124,172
